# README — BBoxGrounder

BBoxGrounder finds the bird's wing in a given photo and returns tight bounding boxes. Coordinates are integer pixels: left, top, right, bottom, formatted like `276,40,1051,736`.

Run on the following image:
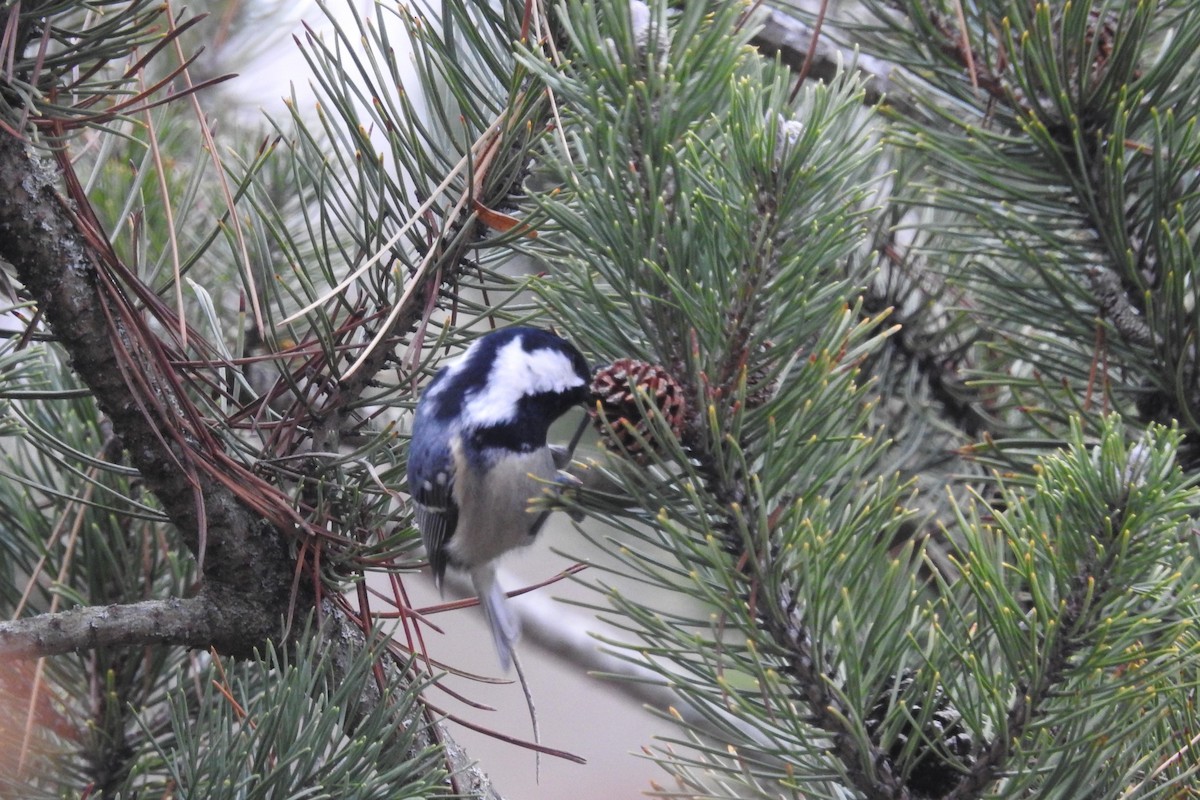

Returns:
410,445,458,589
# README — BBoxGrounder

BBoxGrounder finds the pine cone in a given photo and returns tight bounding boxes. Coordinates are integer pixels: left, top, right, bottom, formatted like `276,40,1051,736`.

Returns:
590,359,687,464
865,671,975,798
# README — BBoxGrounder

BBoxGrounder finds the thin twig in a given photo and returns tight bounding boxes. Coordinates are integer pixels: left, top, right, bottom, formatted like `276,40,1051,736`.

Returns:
790,0,829,101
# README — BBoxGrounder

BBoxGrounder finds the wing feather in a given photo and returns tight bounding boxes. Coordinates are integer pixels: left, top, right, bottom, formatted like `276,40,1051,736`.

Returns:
409,441,458,589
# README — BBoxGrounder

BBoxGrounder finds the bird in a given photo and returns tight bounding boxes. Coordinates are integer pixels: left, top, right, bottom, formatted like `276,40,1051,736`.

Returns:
407,326,591,668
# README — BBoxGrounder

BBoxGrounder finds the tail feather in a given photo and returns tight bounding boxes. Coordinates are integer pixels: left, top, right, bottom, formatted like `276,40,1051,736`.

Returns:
471,565,520,670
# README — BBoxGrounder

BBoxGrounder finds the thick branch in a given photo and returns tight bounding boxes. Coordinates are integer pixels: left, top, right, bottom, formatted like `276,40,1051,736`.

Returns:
0,597,221,657
0,132,507,793
0,596,503,799
0,134,301,656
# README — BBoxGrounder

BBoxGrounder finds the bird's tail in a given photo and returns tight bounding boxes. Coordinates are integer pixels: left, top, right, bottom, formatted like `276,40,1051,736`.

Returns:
471,565,520,671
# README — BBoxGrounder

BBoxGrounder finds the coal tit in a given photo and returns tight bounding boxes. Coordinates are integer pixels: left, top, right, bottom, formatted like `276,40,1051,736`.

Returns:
407,327,591,668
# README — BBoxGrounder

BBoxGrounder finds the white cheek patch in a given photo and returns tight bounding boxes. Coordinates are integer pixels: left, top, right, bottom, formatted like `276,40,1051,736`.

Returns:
463,338,584,427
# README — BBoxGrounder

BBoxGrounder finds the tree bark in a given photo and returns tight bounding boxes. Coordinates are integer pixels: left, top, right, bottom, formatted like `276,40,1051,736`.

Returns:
0,133,303,655
0,131,503,797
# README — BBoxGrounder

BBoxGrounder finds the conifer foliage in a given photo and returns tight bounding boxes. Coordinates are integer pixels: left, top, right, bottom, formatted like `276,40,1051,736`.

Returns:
0,0,1199,798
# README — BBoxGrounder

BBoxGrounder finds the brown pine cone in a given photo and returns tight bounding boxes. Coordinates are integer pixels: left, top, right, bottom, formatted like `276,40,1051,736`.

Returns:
590,359,687,464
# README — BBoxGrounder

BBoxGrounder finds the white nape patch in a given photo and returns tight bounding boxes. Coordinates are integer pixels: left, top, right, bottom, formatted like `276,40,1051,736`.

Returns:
424,336,487,402
463,338,584,427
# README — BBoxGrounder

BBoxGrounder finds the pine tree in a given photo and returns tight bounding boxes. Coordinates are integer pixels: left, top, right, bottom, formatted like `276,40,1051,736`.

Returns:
1,0,1199,798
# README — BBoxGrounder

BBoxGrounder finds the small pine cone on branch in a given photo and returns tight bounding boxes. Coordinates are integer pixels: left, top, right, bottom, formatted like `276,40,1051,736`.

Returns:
590,358,687,464
865,671,976,799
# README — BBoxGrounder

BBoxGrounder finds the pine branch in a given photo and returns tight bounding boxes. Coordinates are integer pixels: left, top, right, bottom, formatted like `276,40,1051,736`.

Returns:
703,462,914,800
848,0,1200,462
945,555,1098,798
773,609,911,799
0,3,558,794
934,419,1200,796
0,129,503,797
0,132,301,656
0,598,221,658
